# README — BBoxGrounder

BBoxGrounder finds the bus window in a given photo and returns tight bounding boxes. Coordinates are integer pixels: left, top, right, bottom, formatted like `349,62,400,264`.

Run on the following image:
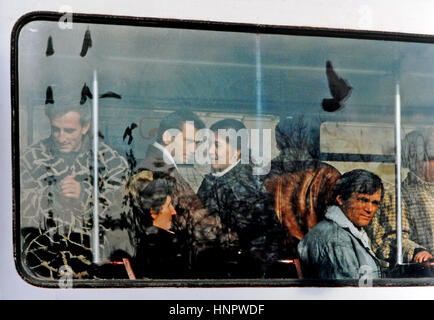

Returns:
13,13,434,287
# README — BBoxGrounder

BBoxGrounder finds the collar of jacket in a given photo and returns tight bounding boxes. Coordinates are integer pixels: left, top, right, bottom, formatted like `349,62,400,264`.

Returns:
48,134,91,159
152,141,179,171
206,161,252,182
212,159,241,177
280,147,313,161
138,143,177,174
325,206,374,255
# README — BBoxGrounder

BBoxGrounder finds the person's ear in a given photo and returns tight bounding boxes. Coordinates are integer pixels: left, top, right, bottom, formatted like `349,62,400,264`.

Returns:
336,195,344,206
150,208,158,221
82,122,91,135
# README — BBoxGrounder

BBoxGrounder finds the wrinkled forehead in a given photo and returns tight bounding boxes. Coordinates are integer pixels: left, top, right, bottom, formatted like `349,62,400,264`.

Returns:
353,189,382,199
50,110,83,128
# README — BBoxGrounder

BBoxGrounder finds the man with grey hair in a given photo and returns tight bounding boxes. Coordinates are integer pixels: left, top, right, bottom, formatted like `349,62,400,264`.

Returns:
20,98,129,280
368,128,434,271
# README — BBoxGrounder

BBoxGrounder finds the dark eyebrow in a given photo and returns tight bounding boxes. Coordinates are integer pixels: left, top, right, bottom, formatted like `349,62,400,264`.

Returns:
357,196,380,205
356,196,370,202
51,125,77,133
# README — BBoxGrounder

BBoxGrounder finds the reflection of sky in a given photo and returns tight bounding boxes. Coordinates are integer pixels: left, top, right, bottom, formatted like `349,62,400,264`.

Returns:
18,21,434,138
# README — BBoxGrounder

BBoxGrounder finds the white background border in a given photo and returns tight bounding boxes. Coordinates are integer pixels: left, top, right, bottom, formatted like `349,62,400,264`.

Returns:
2,0,434,300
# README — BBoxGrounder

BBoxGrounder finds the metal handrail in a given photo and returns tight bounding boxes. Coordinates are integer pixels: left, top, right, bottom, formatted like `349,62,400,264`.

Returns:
395,82,403,265
92,70,101,265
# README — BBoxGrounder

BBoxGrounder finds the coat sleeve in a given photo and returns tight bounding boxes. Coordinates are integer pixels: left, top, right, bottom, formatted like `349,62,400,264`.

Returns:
237,175,287,274
300,238,361,279
19,147,55,230
97,145,134,258
97,145,129,218
320,242,363,279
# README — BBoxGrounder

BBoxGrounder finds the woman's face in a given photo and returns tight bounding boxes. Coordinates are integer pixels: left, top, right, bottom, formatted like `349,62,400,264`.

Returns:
150,195,176,231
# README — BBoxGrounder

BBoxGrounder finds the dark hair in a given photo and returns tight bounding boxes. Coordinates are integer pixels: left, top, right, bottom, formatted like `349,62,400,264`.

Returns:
209,118,247,151
275,115,320,158
126,171,175,228
332,169,384,205
156,110,205,144
45,97,91,126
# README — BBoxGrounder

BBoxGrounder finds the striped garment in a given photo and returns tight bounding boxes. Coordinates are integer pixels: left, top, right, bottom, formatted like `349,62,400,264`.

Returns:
367,171,434,267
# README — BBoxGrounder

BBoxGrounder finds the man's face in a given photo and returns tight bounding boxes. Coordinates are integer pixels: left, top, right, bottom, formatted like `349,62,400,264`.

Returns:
209,134,240,171
337,189,382,228
51,111,90,154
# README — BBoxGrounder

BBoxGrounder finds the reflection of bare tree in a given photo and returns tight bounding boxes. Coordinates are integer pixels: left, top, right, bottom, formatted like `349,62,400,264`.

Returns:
275,114,320,160
321,123,380,163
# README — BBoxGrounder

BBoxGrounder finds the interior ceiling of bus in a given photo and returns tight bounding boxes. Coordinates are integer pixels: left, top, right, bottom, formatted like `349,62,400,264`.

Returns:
18,21,434,124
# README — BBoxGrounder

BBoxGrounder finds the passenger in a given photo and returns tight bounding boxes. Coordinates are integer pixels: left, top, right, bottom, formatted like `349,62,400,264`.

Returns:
140,109,207,192
298,169,384,280
124,170,188,278
196,119,288,278
20,98,130,279
133,110,222,276
368,128,434,269
263,115,341,257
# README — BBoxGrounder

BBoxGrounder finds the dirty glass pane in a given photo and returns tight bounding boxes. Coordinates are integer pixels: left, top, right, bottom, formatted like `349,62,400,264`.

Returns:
370,42,434,278
16,17,434,286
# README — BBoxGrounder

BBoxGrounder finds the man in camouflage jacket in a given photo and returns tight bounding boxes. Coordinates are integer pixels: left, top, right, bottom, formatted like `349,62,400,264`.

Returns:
20,100,129,280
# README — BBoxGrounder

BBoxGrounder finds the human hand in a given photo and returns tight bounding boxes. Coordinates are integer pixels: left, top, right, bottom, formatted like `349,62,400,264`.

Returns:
59,175,81,199
413,250,433,263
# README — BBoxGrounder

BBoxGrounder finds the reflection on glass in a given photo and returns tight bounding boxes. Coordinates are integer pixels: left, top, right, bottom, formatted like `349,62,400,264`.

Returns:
16,19,434,284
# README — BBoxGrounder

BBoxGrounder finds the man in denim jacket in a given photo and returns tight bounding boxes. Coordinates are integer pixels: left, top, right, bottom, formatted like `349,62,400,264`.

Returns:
298,169,384,280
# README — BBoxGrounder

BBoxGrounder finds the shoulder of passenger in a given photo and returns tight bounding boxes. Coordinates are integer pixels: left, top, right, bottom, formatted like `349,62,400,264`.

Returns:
309,219,353,245
98,142,127,163
21,139,51,163
98,141,117,155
